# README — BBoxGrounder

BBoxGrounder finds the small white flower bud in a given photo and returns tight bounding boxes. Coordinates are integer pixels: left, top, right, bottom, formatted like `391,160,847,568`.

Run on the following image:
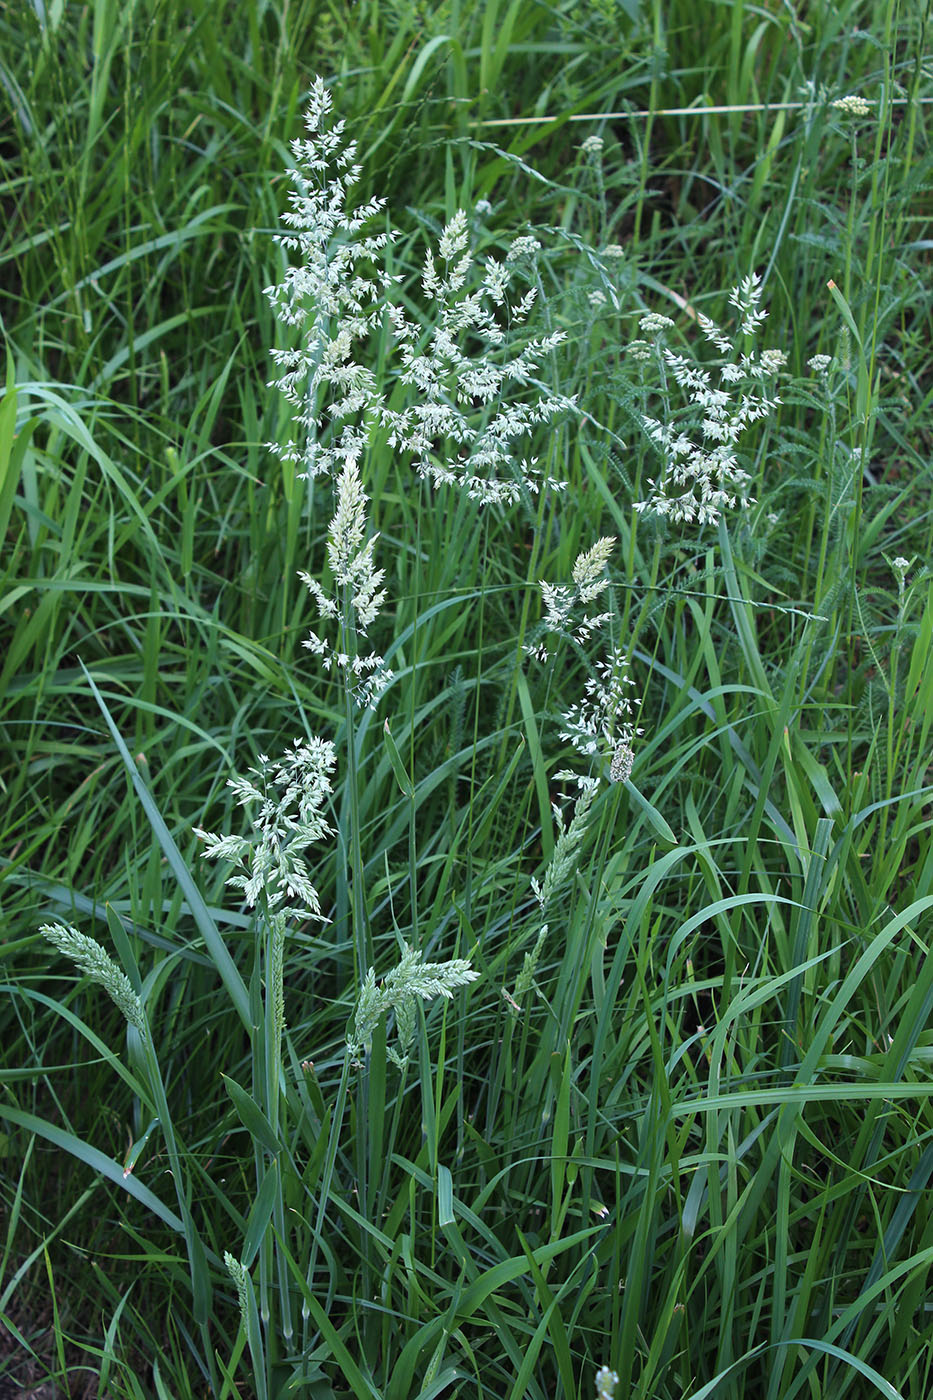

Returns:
595,1365,618,1400
832,94,871,118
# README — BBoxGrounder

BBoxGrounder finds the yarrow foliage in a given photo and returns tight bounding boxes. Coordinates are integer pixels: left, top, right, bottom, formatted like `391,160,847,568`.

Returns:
633,273,783,525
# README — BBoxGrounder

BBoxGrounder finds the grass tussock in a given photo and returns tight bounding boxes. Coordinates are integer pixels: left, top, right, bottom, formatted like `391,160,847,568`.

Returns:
1,2,933,1398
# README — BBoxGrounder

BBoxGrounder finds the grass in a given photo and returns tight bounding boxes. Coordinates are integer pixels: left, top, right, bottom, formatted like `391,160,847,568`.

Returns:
1,0,932,1397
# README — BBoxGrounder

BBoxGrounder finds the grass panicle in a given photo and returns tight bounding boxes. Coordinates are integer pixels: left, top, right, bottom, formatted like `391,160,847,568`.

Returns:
1,5,932,1399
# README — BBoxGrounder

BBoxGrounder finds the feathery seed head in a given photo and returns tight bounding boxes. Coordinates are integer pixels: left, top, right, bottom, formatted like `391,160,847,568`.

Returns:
347,945,479,1065
195,737,336,917
634,274,780,524
41,923,146,1034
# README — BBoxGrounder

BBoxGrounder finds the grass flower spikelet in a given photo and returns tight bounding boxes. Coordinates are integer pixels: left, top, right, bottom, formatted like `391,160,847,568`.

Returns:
347,944,479,1067
41,923,146,1034
195,736,336,918
264,76,573,507
527,537,615,661
300,459,392,708
634,273,782,524
224,1253,251,1333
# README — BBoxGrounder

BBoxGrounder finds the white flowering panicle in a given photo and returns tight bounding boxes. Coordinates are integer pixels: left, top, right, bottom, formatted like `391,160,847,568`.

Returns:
348,943,479,1067
634,273,782,525
505,776,600,1015
381,211,572,505
299,459,392,708
560,647,642,778
264,77,572,507
41,923,146,1034
264,77,400,482
195,737,336,918
526,537,616,662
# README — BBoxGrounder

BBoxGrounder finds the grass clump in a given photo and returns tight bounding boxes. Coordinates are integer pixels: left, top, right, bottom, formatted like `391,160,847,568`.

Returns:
2,4,933,1399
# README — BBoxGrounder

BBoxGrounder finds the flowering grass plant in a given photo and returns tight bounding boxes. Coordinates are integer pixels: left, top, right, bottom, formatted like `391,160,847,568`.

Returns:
2,8,933,1400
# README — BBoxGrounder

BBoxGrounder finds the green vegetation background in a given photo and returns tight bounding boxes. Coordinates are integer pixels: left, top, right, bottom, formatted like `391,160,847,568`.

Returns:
1,1,932,1398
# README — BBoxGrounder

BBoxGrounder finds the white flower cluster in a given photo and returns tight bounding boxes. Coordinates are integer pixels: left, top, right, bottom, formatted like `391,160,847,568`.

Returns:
348,943,479,1067
195,737,336,918
263,78,572,507
634,273,782,525
638,312,675,334
505,234,542,262
595,1366,618,1400
264,77,400,482
382,210,572,505
832,94,871,118
299,460,392,708
560,647,642,778
526,536,616,662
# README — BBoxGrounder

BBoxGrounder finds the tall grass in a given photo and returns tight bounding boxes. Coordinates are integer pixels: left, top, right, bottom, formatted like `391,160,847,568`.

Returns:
1,1,932,1398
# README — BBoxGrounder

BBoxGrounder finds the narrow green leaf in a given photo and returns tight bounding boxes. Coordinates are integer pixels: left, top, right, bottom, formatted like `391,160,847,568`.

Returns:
221,1074,281,1157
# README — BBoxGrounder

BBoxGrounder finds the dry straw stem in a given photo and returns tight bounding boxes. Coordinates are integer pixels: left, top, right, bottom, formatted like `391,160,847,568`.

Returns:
471,97,931,127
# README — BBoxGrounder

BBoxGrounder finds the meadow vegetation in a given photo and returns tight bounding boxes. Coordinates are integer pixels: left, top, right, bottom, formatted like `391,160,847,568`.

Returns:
1,1,932,1397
